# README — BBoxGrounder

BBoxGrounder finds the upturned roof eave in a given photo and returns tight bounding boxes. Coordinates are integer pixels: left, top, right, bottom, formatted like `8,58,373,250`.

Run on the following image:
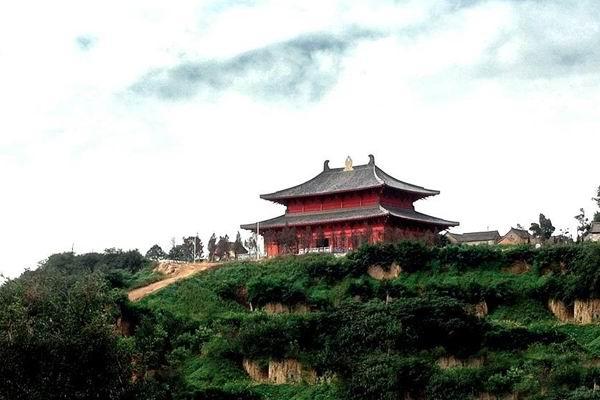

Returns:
387,211,459,228
240,212,386,231
241,205,459,231
260,184,439,202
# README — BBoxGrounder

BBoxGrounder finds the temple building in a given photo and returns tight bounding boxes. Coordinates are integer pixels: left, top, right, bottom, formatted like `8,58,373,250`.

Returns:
241,155,458,257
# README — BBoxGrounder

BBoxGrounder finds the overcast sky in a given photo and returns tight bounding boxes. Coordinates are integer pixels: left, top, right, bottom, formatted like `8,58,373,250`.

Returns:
1,0,599,278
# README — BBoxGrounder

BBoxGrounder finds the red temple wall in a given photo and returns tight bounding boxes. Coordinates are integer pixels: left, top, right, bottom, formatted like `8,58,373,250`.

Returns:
286,191,380,213
286,190,418,214
262,219,439,257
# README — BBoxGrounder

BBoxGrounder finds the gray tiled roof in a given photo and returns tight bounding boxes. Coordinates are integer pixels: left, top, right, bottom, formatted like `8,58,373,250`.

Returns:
260,161,439,201
591,222,600,234
448,231,500,243
385,206,458,227
240,205,458,230
507,228,531,239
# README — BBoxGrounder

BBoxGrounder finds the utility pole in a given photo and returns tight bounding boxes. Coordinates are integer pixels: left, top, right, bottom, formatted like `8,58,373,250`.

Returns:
256,221,260,261
193,232,198,262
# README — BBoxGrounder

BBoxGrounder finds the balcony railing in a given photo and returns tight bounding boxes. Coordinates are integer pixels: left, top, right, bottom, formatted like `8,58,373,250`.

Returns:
297,247,349,255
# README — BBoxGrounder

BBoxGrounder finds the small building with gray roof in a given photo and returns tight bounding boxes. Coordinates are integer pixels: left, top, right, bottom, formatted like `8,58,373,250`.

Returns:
447,231,501,246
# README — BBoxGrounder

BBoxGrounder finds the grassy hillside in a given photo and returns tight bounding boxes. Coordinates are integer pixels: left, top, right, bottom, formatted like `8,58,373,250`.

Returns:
135,243,600,399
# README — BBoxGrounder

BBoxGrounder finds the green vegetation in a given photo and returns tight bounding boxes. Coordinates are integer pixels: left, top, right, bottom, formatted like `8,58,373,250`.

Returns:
3,242,600,399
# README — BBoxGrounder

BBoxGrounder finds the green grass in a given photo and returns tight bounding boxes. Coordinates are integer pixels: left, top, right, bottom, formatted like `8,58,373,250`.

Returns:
136,246,600,399
127,266,165,289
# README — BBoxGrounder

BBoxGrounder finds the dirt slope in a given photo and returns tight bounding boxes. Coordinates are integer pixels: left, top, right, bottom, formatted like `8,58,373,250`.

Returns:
128,261,220,302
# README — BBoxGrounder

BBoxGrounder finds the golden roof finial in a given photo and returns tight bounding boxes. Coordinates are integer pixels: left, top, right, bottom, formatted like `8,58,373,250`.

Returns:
343,156,353,171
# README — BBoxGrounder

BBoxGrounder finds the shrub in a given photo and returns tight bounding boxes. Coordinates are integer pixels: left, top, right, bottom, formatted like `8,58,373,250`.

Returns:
303,253,352,281
533,245,582,275
435,245,505,271
484,325,568,351
504,245,536,265
236,314,318,359
347,241,432,275
344,354,432,400
246,274,307,307
183,387,261,400
426,368,482,400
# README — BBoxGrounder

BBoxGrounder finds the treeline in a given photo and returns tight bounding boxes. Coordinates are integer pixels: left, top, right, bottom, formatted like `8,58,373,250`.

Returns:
145,232,250,262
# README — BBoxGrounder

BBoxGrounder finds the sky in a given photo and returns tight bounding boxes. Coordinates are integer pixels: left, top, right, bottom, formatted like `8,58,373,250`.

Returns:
1,0,600,278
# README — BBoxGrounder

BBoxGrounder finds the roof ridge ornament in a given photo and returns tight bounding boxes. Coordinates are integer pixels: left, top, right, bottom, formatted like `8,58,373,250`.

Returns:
343,156,353,171
368,154,375,165
323,160,330,171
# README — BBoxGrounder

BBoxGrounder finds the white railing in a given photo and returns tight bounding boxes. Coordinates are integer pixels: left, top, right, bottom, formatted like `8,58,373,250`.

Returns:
297,247,350,255
298,246,332,255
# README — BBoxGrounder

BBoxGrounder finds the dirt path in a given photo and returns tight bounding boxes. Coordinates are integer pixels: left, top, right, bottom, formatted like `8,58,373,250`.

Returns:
128,262,220,302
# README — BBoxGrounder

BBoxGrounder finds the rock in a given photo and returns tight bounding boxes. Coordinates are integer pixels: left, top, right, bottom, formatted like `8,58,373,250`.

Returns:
367,263,402,280
154,261,185,275
502,261,530,275
574,299,600,324
268,359,305,384
548,298,600,324
548,299,574,322
465,301,489,318
243,358,316,384
437,356,484,369
115,316,132,336
263,302,310,314
242,359,268,383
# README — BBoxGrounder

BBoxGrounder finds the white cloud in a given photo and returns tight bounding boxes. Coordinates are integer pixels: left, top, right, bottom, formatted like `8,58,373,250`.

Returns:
1,0,600,277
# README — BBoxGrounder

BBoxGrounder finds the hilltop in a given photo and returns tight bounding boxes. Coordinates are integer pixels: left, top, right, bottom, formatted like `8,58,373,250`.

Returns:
137,242,600,399
3,243,600,399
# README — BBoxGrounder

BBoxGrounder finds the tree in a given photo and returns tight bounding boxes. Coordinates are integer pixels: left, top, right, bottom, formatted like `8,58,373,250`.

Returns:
277,225,297,254
594,186,600,222
207,233,217,262
145,244,166,261
184,235,204,261
232,232,246,259
299,226,312,252
529,213,555,242
361,223,374,245
340,229,347,251
168,236,203,262
350,230,361,250
215,235,231,261
315,226,326,248
0,270,132,399
244,235,258,257
575,208,591,243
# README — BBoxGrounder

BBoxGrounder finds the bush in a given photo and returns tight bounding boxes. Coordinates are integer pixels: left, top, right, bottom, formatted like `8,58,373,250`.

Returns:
319,297,485,363
183,387,261,400
347,241,432,274
533,245,582,275
41,249,148,275
246,274,307,307
435,245,505,271
484,325,568,351
236,314,318,359
345,354,432,400
426,368,482,400
504,245,536,265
